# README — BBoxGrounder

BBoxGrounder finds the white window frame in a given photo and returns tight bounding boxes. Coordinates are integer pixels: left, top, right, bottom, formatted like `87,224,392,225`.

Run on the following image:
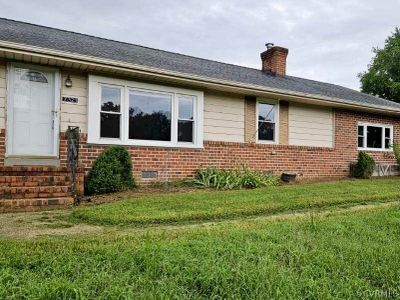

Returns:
357,122,393,152
88,75,203,148
256,99,279,144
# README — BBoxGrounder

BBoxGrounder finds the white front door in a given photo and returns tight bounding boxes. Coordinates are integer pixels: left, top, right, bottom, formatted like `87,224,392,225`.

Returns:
7,64,60,157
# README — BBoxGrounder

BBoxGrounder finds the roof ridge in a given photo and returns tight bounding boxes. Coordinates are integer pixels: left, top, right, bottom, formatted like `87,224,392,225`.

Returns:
0,17,268,73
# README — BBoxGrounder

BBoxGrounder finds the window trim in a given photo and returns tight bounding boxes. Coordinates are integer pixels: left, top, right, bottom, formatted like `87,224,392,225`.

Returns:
88,75,204,148
256,99,279,144
357,122,393,152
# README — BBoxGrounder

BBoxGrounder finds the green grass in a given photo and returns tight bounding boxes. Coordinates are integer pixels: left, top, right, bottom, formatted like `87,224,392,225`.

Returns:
2,178,400,298
70,178,400,226
2,205,400,299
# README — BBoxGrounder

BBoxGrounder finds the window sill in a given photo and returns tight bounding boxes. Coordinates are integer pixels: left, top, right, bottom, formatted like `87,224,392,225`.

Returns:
358,148,392,152
257,140,278,145
87,138,204,149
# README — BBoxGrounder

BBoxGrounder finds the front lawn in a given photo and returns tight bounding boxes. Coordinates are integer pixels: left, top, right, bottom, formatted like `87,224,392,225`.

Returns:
2,204,400,299
2,178,400,299
70,178,400,226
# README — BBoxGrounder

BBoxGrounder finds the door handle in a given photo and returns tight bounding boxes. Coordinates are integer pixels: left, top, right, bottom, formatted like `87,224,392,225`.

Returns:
51,110,58,130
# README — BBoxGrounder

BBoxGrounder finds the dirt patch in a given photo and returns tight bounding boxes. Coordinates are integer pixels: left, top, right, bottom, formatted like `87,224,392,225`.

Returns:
0,210,104,239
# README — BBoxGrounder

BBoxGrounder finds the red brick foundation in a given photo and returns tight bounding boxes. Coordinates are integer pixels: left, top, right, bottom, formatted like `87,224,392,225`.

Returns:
57,109,400,184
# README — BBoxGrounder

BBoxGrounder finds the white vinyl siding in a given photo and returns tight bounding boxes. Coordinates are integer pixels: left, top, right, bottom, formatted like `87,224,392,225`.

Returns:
289,104,334,147
0,62,6,129
60,73,88,132
204,93,244,143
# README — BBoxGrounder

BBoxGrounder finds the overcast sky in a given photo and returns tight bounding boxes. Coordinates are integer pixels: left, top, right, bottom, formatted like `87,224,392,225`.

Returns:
1,0,399,90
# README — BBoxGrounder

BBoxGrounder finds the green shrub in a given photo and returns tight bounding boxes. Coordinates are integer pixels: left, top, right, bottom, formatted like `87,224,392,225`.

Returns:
85,146,135,195
105,146,135,188
193,166,280,190
392,143,400,165
351,151,376,179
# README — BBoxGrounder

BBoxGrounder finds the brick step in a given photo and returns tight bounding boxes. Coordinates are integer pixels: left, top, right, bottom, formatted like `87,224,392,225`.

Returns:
0,166,84,176
0,186,70,199
0,169,70,177
0,175,71,187
0,197,74,212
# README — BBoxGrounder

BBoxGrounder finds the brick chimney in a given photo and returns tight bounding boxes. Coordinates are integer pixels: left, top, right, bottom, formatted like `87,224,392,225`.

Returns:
261,43,289,76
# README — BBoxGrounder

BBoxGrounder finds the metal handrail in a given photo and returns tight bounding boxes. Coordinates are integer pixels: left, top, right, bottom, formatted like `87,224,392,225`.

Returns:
67,126,80,202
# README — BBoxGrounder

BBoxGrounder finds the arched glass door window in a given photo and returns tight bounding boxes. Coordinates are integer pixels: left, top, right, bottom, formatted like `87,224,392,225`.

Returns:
20,71,48,83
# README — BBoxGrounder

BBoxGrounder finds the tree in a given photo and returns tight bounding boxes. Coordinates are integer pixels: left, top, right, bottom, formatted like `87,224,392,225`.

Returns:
359,27,400,102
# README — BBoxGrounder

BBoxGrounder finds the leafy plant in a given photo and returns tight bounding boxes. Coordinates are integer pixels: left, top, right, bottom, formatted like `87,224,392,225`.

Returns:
105,146,135,188
193,166,279,190
392,143,400,165
85,146,135,195
351,151,376,179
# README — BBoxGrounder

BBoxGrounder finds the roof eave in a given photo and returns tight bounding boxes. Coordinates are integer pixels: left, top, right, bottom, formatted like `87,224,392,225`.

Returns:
1,40,399,116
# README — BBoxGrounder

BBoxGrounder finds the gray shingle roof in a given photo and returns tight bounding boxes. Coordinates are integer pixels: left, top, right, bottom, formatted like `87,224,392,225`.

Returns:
1,18,399,111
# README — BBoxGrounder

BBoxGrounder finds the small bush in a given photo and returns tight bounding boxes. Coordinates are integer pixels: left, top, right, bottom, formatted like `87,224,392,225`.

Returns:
351,151,376,179
193,166,280,189
85,146,135,195
105,146,135,188
392,143,400,165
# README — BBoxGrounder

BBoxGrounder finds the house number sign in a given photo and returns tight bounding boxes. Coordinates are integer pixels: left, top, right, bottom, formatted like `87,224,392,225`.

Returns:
62,97,78,104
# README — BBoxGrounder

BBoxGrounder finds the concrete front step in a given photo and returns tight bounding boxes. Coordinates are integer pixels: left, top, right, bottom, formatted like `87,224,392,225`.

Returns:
0,186,70,199
0,197,74,212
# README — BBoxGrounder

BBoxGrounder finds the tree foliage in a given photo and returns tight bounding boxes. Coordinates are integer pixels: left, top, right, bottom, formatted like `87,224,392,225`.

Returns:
359,27,400,102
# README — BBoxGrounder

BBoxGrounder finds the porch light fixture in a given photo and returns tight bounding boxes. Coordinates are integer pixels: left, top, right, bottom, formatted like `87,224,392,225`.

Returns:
65,75,73,88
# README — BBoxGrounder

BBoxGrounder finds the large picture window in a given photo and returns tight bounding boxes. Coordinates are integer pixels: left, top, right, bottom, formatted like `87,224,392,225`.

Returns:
88,75,203,148
357,122,393,151
129,90,172,141
257,101,278,143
